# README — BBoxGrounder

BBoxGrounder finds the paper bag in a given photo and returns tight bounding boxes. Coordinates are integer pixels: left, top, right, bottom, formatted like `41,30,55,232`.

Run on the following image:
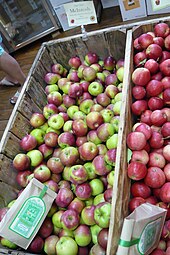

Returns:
116,203,167,255
0,178,57,250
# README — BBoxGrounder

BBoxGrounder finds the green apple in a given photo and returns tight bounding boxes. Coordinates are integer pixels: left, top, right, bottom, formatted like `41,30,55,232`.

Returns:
106,133,118,149
39,122,49,132
30,128,45,145
79,99,94,115
44,235,59,255
63,120,73,132
88,81,103,96
45,84,59,94
46,127,61,134
107,170,115,186
1,238,17,249
93,193,105,206
81,205,96,226
74,225,91,246
27,149,43,167
100,109,114,123
84,162,97,180
62,166,71,181
116,66,124,82
52,210,64,228
56,236,78,255
90,224,102,244
7,199,16,208
89,179,104,196
114,92,122,102
48,114,64,130
85,197,94,206
110,117,120,133
67,105,79,119
73,110,86,120
113,101,122,115
94,202,111,228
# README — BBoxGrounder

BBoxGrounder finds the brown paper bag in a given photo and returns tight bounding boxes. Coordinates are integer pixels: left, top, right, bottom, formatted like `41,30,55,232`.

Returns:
116,203,167,255
0,178,57,250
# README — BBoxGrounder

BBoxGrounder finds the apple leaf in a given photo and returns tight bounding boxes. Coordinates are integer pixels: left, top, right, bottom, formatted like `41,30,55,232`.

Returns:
127,149,132,163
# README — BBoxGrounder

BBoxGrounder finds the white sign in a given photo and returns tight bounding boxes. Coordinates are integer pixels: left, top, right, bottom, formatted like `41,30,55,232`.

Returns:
64,1,97,26
150,0,170,11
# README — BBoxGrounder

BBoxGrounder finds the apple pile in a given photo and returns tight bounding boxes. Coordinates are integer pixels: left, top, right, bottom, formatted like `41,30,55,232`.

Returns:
0,52,125,254
127,22,170,255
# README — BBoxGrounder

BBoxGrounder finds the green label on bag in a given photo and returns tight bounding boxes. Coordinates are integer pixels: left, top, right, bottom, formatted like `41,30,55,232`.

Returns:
138,217,162,255
9,196,46,239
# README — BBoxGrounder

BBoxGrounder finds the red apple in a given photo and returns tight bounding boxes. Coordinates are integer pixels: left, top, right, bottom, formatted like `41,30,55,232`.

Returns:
159,182,170,203
163,163,170,181
55,188,74,208
161,122,170,138
127,161,147,181
148,97,164,111
20,134,37,151
97,228,108,250
134,51,147,67
61,209,80,231
75,182,92,200
58,132,76,148
79,142,99,161
138,33,154,49
154,22,170,38
131,100,148,115
38,217,53,239
146,43,162,60
128,197,145,212
150,110,167,126
132,85,146,100
131,149,149,165
135,123,152,140
144,166,166,188
148,152,166,168
149,131,164,149
132,67,151,86
44,132,58,147
130,181,151,198
160,59,170,76
126,131,147,150
13,153,30,171
163,145,170,161
146,80,163,97
47,157,64,174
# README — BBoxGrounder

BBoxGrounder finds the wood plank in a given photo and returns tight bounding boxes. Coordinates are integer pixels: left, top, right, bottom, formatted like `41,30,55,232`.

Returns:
0,181,19,208
107,29,132,255
0,154,20,189
0,132,22,159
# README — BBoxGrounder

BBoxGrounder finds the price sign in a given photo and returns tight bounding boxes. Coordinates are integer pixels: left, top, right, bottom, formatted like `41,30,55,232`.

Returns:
64,1,97,27
151,0,170,11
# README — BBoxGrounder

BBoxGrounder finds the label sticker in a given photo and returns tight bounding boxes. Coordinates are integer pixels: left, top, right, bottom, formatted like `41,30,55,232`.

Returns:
9,196,45,239
64,1,97,27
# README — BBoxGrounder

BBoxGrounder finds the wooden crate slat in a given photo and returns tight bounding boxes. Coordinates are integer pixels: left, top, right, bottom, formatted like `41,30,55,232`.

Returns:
0,181,18,208
0,154,20,189
17,93,42,120
26,77,47,109
47,40,78,69
107,29,133,255
1,132,22,159
105,29,126,60
9,112,32,139
31,60,48,88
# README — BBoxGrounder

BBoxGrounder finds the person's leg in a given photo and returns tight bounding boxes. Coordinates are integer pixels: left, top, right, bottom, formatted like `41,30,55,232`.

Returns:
0,51,26,85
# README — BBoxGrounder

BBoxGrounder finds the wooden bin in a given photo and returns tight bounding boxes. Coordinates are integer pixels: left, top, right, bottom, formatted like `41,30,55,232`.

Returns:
0,26,133,254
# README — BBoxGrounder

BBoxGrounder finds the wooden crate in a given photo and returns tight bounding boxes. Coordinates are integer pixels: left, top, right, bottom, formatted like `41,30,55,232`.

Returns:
0,25,132,255
1,15,170,254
